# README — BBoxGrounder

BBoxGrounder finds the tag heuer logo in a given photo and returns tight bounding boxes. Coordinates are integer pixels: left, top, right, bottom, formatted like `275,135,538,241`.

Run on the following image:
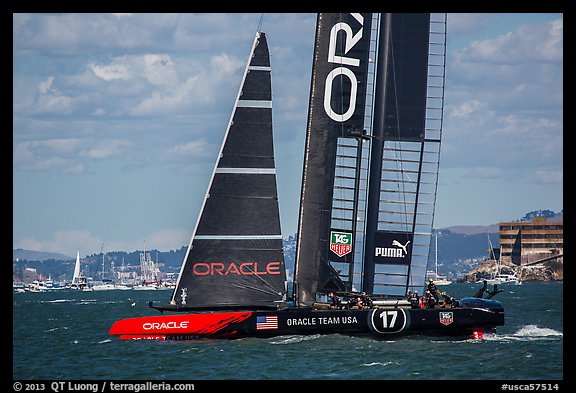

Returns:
330,231,352,257
439,311,454,326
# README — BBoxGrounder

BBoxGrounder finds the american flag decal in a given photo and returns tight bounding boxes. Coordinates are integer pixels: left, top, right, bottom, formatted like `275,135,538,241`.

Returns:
256,315,278,330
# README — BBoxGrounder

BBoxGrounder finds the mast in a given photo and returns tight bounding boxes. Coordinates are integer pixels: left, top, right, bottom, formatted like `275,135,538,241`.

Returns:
362,13,392,295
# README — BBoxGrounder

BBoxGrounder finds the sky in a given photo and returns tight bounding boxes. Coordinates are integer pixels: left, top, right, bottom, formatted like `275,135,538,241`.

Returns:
13,13,563,258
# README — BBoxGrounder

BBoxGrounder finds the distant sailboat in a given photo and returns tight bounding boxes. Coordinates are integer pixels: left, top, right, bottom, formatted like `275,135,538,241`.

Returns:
69,250,92,291
484,234,521,285
110,15,504,341
426,232,451,285
92,245,131,290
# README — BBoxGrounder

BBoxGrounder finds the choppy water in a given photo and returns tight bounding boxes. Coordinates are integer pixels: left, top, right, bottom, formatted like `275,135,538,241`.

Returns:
13,282,563,381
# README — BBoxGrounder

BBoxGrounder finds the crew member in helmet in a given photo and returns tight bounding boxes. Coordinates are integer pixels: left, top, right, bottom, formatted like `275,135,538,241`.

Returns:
427,279,441,302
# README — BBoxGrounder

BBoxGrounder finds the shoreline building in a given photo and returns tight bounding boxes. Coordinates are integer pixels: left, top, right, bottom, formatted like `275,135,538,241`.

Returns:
499,216,563,266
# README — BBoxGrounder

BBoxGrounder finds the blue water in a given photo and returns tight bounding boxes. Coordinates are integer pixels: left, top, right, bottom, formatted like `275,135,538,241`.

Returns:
13,282,563,380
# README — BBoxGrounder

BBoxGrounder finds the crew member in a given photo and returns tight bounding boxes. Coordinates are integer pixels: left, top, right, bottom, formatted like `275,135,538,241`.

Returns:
360,291,372,309
418,295,426,309
350,296,363,309
408,291,420,309
427,279,441,302
439,292,455,308
328,292,341,309
425,290,436,308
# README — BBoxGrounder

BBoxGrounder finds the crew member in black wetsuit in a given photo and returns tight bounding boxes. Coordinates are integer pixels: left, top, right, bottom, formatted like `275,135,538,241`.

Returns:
360,291,372,309
439,292,456,308
328,292,341,309
408,291,420,308
425,290,436,308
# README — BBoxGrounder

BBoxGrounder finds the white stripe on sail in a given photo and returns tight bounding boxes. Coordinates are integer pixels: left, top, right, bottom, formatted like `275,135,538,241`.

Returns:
237,100,272,108
215,168,275,174
248,65,271,71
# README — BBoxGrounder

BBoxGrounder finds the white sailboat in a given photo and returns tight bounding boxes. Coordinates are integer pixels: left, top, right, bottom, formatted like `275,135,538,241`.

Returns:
69,250,92,291
426,232,451,285
484,234,521,285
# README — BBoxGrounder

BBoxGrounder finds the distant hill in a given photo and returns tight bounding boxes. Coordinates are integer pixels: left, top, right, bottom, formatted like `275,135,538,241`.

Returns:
13,210,562,282
13,249,73,262
443,211,562,235
442,224,499,235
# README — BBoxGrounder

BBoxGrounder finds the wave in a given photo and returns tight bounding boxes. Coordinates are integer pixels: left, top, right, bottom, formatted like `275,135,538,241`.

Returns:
362,361,400,367
484,324,562,342
268,334,322,344
37,299,74,303
514,324,563,337
97,339,112,344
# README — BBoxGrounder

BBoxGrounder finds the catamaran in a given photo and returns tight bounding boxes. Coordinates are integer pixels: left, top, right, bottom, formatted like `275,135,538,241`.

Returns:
110,13,504,341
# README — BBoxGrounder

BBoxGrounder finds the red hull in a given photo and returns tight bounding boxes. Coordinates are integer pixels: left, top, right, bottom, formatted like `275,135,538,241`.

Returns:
109,311,252,339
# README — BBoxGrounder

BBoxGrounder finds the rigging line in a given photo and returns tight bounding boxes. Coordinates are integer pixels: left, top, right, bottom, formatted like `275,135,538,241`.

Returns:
257,13,264,32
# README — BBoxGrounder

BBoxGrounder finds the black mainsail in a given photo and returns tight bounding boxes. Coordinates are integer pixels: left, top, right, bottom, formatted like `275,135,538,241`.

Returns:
169,32,287,311
294,13,446,303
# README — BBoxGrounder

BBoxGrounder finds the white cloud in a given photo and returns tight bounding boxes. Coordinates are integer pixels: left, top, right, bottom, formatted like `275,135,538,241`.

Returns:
13,139,84,171
31,76,74,114
142,54,178,86
37,76,54,94
446,100,485,118
129,53,243,116
80,139,132,159
164,139,211,157
90,54,179,87
457,18,562,64
533,169,563,184
89,62,132,81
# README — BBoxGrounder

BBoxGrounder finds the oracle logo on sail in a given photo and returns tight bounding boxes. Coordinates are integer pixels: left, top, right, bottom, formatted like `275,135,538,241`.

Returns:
192,261,282,276
324,13,365,122
142,320,189,330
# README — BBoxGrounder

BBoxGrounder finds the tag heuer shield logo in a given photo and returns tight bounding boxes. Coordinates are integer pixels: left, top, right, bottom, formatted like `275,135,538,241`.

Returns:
439,311,454,326
330,231,352,257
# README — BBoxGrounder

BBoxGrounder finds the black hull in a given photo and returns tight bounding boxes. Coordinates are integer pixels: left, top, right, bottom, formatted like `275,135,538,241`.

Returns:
109,298,504,340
